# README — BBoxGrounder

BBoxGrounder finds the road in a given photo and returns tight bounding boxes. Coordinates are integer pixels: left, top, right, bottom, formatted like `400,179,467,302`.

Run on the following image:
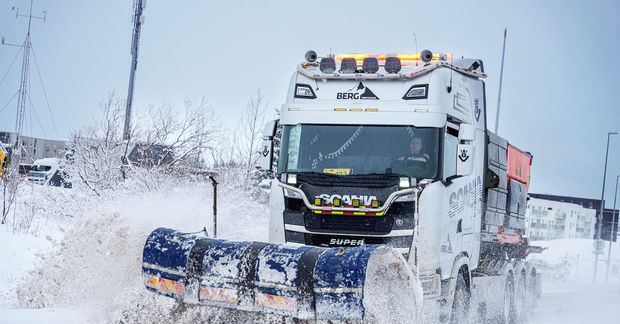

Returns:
531,282,620,324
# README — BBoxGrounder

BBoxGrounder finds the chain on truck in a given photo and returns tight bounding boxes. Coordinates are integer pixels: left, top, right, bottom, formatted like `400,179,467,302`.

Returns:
140,49,542,323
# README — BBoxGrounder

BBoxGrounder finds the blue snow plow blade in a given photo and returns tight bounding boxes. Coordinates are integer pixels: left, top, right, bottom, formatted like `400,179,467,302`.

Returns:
142,227,421,321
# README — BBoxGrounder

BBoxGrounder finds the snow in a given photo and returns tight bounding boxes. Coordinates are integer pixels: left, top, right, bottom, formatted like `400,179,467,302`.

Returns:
527,239,620,324
529,239,620,284
1,178,619,323
531,282,620,324
0,177,268,323
0,229,54,297
1,308,98,324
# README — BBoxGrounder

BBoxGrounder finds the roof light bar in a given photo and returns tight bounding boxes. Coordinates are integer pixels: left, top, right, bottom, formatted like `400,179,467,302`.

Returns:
335,52,451,62
307,50,451,75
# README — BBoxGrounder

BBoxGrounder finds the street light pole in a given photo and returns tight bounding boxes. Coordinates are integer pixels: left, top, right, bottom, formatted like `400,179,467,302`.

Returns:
594,131,617,282
605,175,619,282
494,28,507,134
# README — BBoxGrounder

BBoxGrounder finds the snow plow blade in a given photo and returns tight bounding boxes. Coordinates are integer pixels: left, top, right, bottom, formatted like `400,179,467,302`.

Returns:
142,227,422,321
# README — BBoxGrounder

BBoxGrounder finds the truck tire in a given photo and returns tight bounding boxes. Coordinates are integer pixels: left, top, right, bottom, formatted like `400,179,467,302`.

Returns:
514,271,527,323
526,269,538,311
450,273,470,324
499,273,516,324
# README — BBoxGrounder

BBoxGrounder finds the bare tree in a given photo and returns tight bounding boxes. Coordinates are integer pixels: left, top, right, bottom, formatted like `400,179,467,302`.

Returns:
65,92,128,195
140,97,220,169
64,93,221,195
1,172,19,225
236,90,267,181
210,131,239,169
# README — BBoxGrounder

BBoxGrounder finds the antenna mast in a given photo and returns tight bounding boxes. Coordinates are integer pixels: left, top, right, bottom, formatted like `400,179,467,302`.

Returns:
494,28,507,134
4,0,46,167
123,0,146,140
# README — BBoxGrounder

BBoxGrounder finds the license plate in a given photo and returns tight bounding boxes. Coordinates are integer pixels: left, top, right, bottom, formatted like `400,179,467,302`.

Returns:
328,238,365,247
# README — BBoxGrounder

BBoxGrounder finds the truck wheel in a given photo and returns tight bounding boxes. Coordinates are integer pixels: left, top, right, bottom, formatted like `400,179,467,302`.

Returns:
526,270,538,311
498,273,516,324
450,273,470,324
514,271,527,323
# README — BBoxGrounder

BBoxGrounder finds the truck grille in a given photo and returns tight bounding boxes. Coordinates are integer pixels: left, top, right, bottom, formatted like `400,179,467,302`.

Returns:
304,214,393,234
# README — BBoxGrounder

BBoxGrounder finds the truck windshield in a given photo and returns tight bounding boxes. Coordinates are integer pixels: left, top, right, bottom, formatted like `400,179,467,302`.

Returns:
278,124,441,179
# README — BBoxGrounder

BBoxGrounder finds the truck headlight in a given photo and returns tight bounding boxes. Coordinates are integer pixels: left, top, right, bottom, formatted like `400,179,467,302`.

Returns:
286,173,297,185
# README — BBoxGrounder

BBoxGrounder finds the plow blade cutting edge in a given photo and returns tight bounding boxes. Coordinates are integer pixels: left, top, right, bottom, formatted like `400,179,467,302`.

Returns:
141,228,423,321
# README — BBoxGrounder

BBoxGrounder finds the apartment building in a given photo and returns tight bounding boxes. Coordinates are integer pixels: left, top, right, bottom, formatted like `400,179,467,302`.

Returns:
525,197,596,241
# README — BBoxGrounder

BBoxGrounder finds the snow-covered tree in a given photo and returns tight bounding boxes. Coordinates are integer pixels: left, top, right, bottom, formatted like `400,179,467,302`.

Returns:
236,90,267,178
65,93,128,196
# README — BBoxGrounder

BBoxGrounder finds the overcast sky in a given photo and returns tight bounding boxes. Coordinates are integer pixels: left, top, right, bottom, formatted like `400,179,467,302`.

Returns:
1,0,619,205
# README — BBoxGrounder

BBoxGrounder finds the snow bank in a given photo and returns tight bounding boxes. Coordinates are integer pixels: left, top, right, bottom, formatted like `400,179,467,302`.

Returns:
0,229,56,298
1,182,88,299
3,179,269,323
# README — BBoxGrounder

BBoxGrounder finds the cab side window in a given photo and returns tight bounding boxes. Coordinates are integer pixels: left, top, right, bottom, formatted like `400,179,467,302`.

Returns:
443,127,459,179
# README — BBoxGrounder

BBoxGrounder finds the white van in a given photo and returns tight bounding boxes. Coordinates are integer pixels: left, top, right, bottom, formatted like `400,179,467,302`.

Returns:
26,158,60,185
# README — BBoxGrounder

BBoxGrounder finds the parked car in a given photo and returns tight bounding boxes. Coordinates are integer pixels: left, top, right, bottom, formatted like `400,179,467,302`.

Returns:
26,158,65,186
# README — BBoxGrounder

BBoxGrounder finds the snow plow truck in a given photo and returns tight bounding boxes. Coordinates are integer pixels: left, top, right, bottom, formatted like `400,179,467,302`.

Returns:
141,50,541,323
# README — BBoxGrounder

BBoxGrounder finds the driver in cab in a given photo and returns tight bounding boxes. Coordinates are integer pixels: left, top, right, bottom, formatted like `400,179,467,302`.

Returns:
399,137,430,163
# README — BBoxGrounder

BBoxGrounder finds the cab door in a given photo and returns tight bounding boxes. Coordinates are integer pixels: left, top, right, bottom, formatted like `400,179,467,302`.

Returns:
443,122,477,262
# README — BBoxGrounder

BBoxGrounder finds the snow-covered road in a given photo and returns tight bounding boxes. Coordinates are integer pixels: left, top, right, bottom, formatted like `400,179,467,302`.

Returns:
3,281,619,323
531,282,620,324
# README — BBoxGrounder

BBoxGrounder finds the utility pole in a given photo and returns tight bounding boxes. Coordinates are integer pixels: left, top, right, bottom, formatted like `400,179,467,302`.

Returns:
606,175,619,282
494,28,507,134
3,0,46,168
123,0,146,140
1,0,45,224
594,131,617,282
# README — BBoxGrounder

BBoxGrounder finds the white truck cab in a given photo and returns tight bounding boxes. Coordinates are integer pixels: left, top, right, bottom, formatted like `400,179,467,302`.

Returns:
259,50,540,323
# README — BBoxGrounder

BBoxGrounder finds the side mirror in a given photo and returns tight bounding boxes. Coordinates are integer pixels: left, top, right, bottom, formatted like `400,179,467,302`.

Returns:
257,120,278,171
456,144,474,176
458,124,475,142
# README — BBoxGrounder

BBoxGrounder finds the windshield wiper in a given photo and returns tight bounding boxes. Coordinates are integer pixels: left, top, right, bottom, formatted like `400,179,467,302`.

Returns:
293,171,399,179
293,171,344,186
294,171,400,187
294,171,344,179
353,172,400,179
